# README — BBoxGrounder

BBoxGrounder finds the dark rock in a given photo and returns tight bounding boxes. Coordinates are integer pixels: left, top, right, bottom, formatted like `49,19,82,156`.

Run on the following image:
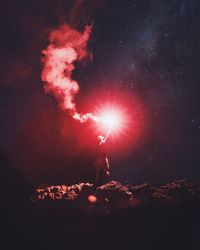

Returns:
96,181,133,202
129,182,154,200
153,179,200,201
32,179,200,213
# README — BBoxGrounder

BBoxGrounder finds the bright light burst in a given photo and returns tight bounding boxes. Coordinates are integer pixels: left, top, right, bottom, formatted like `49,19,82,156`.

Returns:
99,110,123,136
100,112,121,131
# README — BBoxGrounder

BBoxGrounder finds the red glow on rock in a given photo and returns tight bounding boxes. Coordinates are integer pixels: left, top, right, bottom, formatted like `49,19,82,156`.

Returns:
88,195,97,203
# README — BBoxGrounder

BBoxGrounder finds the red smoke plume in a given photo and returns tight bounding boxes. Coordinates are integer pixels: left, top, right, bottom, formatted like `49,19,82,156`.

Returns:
41,23,113,125
41,23,92,115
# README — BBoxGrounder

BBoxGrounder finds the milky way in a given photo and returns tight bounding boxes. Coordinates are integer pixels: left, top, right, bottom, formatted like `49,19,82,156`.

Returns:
0,0,200,184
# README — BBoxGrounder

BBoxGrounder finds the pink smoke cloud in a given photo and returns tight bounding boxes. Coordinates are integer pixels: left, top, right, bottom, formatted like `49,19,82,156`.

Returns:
41,23,92,113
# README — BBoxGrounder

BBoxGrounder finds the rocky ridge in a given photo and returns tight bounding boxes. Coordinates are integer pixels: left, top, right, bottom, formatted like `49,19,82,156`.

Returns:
32,179,200,212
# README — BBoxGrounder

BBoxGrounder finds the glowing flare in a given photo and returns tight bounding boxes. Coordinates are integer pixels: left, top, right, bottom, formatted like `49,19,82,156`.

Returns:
100,112,121,130
73,110,123,133
41,23,125,141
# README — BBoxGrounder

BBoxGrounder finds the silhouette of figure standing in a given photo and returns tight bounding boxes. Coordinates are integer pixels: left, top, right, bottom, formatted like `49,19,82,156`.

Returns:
94,135,110,186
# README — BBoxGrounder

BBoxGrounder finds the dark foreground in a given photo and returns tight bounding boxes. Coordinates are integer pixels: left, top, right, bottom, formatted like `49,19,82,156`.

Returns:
1,180,200,250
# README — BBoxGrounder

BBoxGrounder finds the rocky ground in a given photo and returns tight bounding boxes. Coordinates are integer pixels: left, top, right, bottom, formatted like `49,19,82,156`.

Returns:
2,180,200,250
23,179,200,250
32,179,200,213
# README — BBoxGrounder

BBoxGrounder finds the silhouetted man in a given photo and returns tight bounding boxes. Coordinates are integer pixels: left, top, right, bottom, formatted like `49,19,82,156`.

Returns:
94,135,110,186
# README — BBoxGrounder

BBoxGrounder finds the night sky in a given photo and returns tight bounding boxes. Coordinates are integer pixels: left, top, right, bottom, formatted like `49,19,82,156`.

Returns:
0,0,200,187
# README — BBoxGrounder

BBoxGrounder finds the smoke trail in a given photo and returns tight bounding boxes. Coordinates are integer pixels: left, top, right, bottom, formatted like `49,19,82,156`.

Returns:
41,23,115,137
41,23,94,121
